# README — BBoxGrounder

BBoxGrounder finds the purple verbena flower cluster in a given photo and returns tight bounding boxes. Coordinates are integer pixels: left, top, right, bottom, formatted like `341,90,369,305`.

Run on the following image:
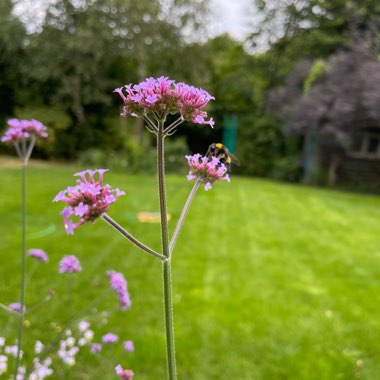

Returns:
58,255,82,273
102,333,119,344
28,249,48,263
53,169,125,234
90,343,102,354
114,76,215,127
106,270,131,310
8,303,25,314
186,154,230,190
1,119,48,143
123,340,134,353
115,365,134,380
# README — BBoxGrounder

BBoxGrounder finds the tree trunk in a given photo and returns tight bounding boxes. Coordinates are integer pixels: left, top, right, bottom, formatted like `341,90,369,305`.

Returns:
328,154,342,187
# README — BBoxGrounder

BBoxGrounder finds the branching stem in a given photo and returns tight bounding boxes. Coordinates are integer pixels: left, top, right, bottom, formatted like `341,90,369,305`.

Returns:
169,180,200,254
163,117,184,135
102,214,166,261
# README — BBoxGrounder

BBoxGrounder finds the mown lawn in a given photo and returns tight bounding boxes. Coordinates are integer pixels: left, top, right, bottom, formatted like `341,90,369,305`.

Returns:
0,162,379,379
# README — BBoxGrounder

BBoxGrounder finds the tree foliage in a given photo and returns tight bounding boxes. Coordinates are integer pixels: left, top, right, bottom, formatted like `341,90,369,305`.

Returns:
0,0,25,122
4,0,211,159
269,36,380,148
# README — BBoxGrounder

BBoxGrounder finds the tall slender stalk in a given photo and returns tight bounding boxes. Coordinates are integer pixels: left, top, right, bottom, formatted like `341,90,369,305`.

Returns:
157,120,177,380
14,162,27,379
67,277,72,322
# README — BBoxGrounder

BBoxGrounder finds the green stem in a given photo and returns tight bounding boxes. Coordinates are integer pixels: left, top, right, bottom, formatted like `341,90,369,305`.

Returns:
169,180,200,254
102,214,166,261
163,260,176,379
14,162,27,379
157,122,177,380
67,276,72,322
157,127,170,256
0,303,20,316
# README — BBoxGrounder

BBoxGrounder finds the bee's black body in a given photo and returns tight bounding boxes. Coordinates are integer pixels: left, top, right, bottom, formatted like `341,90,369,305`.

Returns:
206,143,240,170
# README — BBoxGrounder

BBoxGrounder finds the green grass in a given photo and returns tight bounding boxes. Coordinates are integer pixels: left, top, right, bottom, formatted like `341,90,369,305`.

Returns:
1,163,380,379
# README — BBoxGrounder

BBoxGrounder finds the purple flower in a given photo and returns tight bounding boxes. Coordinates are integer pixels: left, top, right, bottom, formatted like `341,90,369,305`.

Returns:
28,249,48,263
114,76,214,127
115,365,134,380
59,255,82,273
186,154,230,190
102,333,118,344
90,343,102,354
53,169,125,234
106,271,131,310
1,119,48,143
123,340,134,352
8,303,25,313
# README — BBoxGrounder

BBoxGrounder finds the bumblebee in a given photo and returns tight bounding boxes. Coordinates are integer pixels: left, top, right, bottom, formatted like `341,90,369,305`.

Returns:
206,143,240,170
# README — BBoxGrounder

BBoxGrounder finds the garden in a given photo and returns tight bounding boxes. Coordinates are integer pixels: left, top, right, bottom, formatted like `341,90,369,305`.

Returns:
1,0,380,379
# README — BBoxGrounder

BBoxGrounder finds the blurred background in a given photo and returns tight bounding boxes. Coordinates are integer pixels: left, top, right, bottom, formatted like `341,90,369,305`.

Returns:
0,0,380,191
1,2,380,379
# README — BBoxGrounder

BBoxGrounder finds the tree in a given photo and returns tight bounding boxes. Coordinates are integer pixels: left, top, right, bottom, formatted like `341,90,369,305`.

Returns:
268,35,380,185
15,0,210,158
0,0,25,123
248,0,380,84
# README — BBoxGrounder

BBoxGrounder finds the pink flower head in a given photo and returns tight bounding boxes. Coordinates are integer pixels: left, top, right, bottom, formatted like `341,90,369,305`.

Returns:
101,333,119,344
90,343,102,354
115,365,134,380
114,76,214,127
59,255,82,273
1,118,48,143
28,249,48,263
186,154,230,190
8,303,26,313
53,169,125,234
123,340,134,352
106,271,131,310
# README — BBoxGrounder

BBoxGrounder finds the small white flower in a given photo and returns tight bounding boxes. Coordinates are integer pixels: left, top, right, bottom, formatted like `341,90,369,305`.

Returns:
65,337,75,347
16,365,26,380
0,354,8,375
78,338,86,346
78,321,90,332
34,340,45,354
63,356,75,366
5,345,22,358
83,330,94,341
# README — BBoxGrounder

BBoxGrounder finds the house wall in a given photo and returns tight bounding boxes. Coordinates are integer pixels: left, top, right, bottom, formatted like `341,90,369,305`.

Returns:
338,156,380,191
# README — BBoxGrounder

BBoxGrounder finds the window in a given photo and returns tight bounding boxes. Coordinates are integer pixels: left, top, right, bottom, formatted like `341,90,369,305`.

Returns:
349,132,380,159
